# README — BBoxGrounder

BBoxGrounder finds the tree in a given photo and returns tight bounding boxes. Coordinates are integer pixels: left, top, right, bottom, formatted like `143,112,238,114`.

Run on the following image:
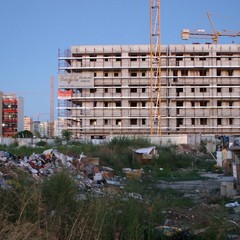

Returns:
15,130,33,138
33,130,41,138
62,129,72,143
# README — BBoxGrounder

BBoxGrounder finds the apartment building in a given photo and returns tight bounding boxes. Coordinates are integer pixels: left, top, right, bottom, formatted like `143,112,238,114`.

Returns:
54,118,64,138
39,121,50,138
0,91,3,136
1,93,24,137
24,116,33,132
58,44,240,140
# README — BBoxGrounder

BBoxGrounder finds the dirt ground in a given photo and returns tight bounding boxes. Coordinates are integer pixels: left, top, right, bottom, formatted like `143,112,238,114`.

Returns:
155,173,240,239
157,173,235,198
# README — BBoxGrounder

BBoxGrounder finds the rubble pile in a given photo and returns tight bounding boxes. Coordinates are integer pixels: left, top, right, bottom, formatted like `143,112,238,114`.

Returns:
0,149,141,198
175,144,199,155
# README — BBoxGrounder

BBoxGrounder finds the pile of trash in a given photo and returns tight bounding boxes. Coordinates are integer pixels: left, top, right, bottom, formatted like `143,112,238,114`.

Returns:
0,149,143,198
175,144,198,155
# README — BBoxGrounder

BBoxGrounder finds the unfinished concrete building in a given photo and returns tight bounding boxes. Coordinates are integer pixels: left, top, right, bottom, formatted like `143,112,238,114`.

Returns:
58,44,240,140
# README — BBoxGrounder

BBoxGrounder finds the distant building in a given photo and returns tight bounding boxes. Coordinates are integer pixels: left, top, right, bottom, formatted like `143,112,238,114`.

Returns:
39,121,49,138
1,93,24,137
0,91,3,136
32,120,55,138
54,118,64,137
33,120,40,137
24,116,33,132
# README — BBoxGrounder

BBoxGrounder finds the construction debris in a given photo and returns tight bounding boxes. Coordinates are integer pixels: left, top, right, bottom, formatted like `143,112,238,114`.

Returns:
0,149,129,196
123,168,143,179
154,225,191,239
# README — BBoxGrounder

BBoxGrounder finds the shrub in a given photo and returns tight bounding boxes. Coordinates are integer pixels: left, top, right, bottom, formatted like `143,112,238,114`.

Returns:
36,141,47,147
0,171,38,224
41,170,78,213
8,141,19,148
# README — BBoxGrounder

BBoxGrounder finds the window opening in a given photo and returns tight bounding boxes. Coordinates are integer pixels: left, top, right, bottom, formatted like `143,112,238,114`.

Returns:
130,119,137,125
116,119,121,126
217,88,221,93
200,87,207,93
131,88,137,93
200,118,207,125
200,101,208,107
116,101,121,107
217,118,222,125
90,119,97,125
89,54,97,62
116,88,121,93
131,72,137,77
130,101,137,107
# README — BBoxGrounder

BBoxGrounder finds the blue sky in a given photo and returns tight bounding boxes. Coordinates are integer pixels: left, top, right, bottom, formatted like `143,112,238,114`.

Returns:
0,0,239,121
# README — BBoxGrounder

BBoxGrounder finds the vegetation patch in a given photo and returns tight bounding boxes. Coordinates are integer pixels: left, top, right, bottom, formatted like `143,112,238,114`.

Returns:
0,138,238,239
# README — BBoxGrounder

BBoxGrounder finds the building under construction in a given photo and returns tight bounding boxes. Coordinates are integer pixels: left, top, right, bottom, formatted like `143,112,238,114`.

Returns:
58,44,240,140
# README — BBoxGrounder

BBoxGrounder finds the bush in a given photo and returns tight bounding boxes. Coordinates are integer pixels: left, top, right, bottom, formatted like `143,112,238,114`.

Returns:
155,146,195,171
8,141,19,148
0,171,38,223
41,170,80,238
41,170,78,213
36,141,47,147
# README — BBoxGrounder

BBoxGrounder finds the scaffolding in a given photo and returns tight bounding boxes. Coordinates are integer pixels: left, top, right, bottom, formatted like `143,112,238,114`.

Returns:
57,44,240,140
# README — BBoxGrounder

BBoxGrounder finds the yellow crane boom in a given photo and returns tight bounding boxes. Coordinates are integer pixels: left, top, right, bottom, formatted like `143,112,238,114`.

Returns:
181,12,240,44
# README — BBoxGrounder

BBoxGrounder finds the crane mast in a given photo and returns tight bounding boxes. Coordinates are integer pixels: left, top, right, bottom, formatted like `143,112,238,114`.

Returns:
49,76,54,138
150,0,162,135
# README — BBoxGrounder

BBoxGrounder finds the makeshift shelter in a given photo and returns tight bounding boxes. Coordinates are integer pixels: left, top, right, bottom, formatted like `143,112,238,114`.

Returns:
132,146,157,164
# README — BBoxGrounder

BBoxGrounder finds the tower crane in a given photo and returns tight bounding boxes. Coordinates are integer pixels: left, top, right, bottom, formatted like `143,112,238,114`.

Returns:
150,0,162,135
49,76,54,137
181,12,240,44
